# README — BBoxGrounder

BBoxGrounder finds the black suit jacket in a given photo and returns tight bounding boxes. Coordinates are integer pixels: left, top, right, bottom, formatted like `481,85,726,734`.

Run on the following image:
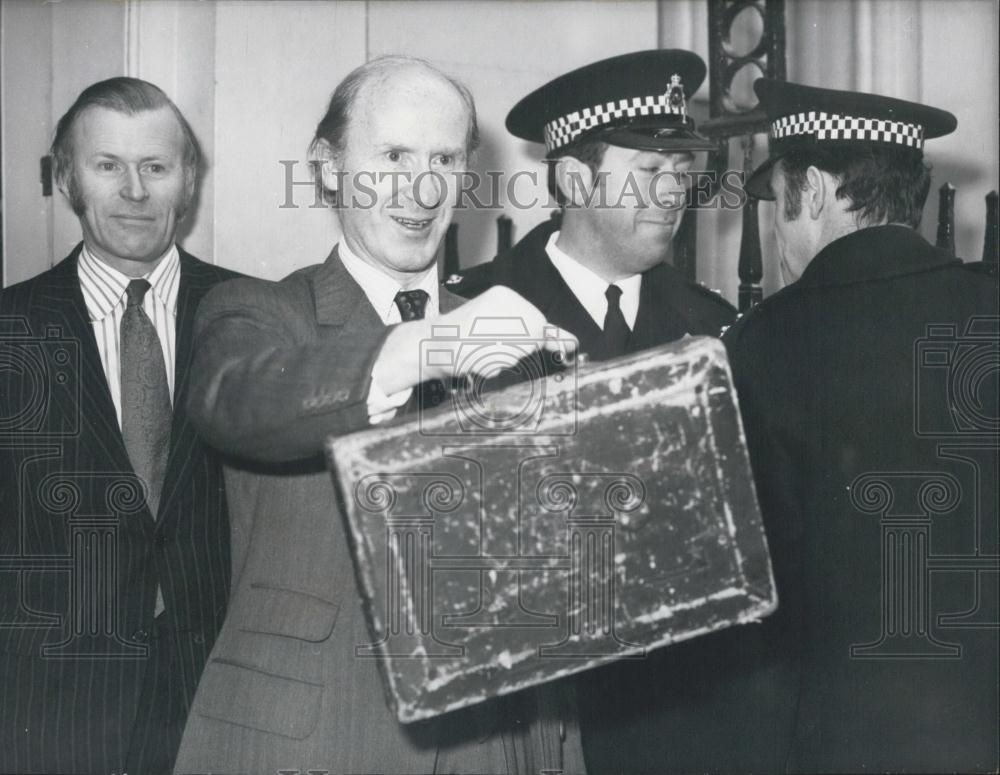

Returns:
584,226,999,773
0,245,238,774
446,219,736,356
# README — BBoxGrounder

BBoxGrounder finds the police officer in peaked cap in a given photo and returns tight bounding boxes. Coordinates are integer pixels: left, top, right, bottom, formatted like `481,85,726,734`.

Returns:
447,49,735,366
445,49,739,775
606,78,998,773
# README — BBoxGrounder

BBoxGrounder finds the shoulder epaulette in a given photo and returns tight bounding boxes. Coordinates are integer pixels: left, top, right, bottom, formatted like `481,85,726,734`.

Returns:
689,280,738,314
441,262,494,299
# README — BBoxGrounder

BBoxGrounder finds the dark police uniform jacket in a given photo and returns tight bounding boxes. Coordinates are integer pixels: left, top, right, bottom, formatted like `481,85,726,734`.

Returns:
450,216,739,773
446,218,736,358
584,225,999,774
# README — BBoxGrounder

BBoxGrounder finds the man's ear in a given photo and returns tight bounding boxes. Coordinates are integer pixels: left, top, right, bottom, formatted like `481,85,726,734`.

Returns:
313,138,342,193
804,165,830,220
54,168,84,216
554,156,594,207
802,167,840,221
54,169,71,201
183,166,197,203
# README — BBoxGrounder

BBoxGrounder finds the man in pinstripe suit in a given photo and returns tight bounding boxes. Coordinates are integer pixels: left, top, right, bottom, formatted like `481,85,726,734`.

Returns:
0,78,236,774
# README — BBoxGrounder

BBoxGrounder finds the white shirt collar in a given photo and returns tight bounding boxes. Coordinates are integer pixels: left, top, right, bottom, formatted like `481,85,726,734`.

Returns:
77,243,180,322
337,240,440,325
545,230,641,329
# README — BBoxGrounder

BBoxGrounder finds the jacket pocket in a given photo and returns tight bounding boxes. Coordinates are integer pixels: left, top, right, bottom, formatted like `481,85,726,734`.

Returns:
193,657,322,740
235,582,339,642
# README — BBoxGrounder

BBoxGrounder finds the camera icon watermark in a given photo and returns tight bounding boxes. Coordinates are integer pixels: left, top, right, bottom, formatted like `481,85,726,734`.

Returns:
914,316,999,437
0,318,80,437
418,317,577,436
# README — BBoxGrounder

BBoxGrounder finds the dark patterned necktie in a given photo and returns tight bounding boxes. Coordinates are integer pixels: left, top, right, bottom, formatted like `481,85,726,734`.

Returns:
393,289,448,411
120,279,172,519
592,283,630,360
394,289,429,321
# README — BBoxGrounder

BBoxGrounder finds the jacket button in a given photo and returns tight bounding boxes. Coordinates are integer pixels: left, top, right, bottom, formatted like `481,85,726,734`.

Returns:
132,628,149,643
155,534,168,546
192,632,205,645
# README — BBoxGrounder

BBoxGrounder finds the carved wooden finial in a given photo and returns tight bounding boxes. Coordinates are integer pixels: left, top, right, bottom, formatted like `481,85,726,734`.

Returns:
983,190,998,265
936,182,956,256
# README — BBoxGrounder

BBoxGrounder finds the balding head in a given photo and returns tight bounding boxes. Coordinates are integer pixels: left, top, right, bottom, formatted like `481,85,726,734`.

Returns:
309,56,477,286
311,56,479,165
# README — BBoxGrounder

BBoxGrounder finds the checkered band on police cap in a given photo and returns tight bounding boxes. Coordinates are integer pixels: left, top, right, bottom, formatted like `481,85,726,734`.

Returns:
543,92,686,153
771,111,924,149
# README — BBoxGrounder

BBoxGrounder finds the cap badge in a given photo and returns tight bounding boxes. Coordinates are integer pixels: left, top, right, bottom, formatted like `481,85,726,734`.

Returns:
542,72,692,153
666,74,687,117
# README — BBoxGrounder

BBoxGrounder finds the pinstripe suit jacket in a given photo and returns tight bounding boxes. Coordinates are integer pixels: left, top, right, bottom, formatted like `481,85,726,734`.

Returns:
0,245,237,774
174,246,585,775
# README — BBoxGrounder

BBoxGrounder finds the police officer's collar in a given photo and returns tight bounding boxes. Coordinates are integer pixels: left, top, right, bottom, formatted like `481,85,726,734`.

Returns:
795,225,961,290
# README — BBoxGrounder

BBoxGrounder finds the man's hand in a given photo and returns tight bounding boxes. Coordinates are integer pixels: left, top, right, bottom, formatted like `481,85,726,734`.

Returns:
372,286,578,395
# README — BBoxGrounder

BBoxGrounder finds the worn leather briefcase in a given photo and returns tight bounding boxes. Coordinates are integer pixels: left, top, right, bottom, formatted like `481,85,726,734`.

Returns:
327,334,776,722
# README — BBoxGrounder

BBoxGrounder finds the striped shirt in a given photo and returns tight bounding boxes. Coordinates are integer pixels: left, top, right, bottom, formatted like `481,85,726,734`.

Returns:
77,244,180,427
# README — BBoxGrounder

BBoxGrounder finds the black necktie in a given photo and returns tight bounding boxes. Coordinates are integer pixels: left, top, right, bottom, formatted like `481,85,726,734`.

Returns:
120,279,172,518
393,290,448,411
592,283,630,360
394,289,430,321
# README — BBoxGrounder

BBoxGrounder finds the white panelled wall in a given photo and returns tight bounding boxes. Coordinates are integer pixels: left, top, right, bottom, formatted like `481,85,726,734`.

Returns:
2,0,997,296
212,0,366,279
2,0,125,285
126,0,218,263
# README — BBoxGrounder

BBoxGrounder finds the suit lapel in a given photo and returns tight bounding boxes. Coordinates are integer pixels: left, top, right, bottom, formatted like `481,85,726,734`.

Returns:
170,249,221,427
311,248,467,417
523,250,603,352
171,250,202,411
159,250,223,520
548,285,603,353
36,249,136,478
628,266,691,353
440,286,464,314
312,246,385,332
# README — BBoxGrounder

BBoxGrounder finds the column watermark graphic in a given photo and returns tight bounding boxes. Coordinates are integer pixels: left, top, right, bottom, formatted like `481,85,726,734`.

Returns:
849,317,999,661
1,316,150,659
